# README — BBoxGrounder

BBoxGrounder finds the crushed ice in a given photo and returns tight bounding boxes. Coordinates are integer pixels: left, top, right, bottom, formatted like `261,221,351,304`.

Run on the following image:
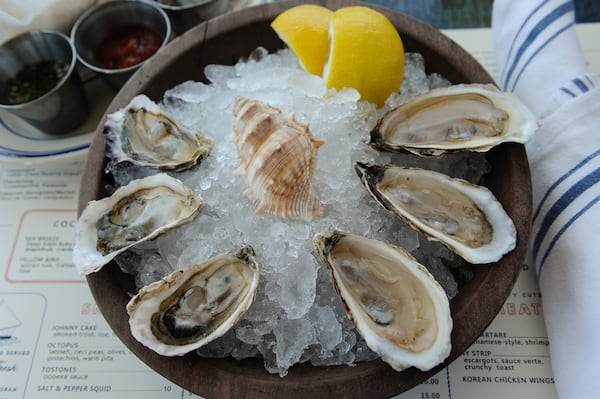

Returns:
112,48,487,376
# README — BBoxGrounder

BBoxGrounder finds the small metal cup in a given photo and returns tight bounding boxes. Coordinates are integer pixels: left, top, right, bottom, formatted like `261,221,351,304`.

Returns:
0,30,89,135
153,0,229,35
71,0,171,91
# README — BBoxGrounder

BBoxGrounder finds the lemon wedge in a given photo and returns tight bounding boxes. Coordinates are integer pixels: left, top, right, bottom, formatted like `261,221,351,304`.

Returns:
271,5,405,107
324,6,405,106
271,4,333,76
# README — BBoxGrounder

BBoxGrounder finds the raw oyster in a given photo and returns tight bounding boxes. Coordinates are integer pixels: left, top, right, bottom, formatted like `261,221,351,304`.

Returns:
73,173,203,275
370,84,537,156
354,161,516,264
232,96,325,221
127,245,259,356
313,231,452,371
104,94,214,171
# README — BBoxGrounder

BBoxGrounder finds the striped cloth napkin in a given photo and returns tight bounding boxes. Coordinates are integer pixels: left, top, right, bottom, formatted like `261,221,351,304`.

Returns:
493,1,600,398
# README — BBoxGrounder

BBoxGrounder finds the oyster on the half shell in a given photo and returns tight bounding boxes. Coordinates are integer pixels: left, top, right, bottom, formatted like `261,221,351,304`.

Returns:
354,161,516,264
127,245,259,356
104,94,214,171
370,84,537,156
73,173,203,275
313,231,452,372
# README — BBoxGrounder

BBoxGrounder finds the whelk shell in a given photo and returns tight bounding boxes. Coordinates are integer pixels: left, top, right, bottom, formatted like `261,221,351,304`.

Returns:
232,96,325,221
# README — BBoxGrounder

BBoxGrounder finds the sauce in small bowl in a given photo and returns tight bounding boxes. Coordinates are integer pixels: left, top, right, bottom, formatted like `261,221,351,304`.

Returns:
94,26,164,70
6,60,69,105
71,0,171,90
0,30,89,135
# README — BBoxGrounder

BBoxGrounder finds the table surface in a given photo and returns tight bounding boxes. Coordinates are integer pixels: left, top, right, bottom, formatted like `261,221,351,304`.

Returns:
367,0,600,28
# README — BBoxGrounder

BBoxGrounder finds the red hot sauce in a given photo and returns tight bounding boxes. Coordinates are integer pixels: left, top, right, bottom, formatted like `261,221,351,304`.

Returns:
94,26,163,69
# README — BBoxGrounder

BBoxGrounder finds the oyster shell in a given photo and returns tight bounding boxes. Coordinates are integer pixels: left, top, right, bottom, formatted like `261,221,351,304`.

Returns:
73,173,203,275
370,84,537,156
354,161,516,264
232,96,325,221
313,231,452,371
104,94,214,171
127,245,259,356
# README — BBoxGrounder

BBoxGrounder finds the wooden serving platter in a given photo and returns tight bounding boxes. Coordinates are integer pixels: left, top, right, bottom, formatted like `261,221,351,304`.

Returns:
77,1,532,397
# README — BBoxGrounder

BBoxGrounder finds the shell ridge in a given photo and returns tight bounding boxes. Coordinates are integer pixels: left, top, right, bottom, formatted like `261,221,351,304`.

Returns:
232,97,323,221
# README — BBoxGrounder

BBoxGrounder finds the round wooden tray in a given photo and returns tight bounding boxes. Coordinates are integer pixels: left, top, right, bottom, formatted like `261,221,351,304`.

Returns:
77,1,532,397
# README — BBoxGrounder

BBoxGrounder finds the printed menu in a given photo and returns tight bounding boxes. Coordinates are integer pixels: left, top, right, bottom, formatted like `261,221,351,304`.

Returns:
3,24,599,398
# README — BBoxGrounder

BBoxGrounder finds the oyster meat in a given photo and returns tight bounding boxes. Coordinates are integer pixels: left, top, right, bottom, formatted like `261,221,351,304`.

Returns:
354,161,516,264
370,84,537,156
73,173,203,275
127,245,259,356
313,231,452,371
104,94,214,171
232,96,325,221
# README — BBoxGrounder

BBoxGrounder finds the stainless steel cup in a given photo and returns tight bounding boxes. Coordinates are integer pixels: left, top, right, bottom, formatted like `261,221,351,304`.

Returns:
153,0,229,35
0,30,89,135
71,0,171,91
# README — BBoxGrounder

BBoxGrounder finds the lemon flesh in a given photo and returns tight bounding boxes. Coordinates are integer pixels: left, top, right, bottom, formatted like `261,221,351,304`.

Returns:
324,6,405,106
271,4,333,76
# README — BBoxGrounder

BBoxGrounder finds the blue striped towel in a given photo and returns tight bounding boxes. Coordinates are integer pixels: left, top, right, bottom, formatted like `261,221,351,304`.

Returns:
493,1,600,397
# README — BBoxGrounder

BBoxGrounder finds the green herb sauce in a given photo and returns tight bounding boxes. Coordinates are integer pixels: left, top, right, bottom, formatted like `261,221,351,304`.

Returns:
7,60,68,105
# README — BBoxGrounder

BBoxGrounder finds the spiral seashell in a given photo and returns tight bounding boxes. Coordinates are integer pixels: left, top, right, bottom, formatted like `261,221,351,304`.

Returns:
232,96,325,221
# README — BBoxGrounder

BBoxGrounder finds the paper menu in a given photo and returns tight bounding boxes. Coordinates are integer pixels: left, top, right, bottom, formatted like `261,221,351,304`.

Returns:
5,22,599,398
0,162,173,398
